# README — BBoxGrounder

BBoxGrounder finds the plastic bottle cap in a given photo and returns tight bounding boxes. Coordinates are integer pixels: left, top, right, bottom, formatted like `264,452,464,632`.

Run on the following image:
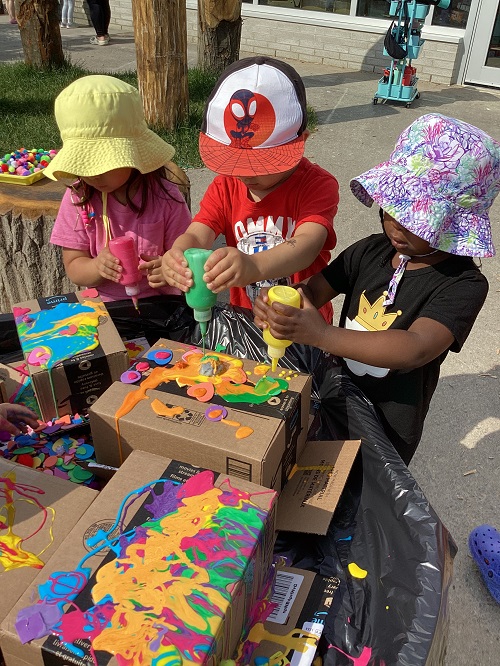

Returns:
125,284,140,296
267,344,284,360
193,308,212,323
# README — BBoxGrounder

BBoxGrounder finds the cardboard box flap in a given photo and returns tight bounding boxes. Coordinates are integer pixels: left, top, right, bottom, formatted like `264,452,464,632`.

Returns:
276,439,361,535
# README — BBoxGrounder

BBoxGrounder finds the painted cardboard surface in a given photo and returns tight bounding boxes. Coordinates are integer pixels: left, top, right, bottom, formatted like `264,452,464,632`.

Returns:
0,362,30,402
0,450,277,666
276,439,361,535
241,566,340,666
12,291,129,422
0,458,97,627
89,338,312,491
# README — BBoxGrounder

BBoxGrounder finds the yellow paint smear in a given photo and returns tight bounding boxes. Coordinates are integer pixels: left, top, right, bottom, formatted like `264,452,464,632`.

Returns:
287,464,335,480
348,562,368,579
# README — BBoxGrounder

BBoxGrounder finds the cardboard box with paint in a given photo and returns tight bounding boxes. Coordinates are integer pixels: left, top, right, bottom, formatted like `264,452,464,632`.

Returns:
0,361,41,417
0,458,97,628
0,450,278,666
12,290,129,422
89,338,313,491
237,566,341,666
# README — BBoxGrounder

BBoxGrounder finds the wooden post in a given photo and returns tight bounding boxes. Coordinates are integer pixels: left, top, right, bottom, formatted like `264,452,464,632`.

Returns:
197,0,242,76
131,0,189,130
16,0,65,68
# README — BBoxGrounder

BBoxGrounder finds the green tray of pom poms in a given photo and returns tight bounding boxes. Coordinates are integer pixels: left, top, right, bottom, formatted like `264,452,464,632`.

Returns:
0,148,58,185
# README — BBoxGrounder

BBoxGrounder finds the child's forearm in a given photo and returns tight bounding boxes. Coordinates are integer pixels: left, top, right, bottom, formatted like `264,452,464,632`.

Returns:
248,224,327,281
315,323,451,371
65,256,105,287
171,224,216,253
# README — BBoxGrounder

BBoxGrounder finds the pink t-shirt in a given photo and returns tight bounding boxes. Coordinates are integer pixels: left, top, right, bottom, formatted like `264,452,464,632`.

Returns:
50,180,191,301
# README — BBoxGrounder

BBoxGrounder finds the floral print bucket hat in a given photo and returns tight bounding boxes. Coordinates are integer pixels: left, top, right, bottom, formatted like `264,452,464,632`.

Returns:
350,113,500,257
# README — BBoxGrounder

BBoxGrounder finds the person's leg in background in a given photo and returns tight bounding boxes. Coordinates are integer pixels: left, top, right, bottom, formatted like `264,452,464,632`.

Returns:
61,0,75,28
87,0,111,45
6,0,17,24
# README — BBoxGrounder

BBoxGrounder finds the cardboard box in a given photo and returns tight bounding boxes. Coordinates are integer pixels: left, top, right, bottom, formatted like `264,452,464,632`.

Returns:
238,566,340,666
0,361,40,417
0,450,277,666
0,458,97,628
13,290,129,422
90,338,312,491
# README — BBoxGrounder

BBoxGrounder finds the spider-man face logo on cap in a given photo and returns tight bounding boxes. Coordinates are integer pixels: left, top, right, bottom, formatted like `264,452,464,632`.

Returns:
224,89,276,149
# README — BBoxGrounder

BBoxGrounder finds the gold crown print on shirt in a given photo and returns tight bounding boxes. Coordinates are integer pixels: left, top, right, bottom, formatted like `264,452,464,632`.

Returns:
354,292,402,332
344,291,402,378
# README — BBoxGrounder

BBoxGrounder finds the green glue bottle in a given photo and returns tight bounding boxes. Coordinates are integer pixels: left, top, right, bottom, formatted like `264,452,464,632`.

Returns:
184,248,217,352
263,285,301,372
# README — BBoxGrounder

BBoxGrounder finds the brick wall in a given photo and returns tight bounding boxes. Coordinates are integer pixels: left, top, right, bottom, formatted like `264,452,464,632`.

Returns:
73,1,461,85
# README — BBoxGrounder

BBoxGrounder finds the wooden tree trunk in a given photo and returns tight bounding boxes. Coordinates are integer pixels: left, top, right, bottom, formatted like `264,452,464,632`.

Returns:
197,0,242,76
0,180,75,313
17,0,64,68
131,0,189,130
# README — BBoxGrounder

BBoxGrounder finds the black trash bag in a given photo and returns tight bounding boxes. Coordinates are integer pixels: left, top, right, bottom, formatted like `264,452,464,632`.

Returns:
277,367,457,666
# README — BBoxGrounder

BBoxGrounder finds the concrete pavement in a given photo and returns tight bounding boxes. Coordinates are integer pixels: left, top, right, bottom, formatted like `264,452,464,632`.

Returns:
2,15,500,665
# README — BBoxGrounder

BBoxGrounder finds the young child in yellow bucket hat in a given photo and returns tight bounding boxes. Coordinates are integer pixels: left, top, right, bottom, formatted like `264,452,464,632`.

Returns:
47,75,191,307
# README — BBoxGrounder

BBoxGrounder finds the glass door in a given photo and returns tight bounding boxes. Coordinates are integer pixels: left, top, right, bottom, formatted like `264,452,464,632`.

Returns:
465,0,500,86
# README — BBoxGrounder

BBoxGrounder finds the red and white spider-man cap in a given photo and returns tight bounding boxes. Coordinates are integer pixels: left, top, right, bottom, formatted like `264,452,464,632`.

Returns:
199,56,308,177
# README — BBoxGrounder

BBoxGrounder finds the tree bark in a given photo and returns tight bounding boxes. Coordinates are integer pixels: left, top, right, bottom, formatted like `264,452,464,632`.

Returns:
16,0,64,68
131,0,189,130
197,0,242,76
0,180,74,313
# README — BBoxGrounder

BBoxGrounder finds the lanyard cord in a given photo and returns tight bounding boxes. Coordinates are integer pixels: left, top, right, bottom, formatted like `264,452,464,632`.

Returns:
102,191,112,246
383,249,439,307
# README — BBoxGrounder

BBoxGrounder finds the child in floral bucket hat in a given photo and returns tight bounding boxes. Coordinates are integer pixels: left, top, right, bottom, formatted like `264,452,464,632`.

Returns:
254,113,500,465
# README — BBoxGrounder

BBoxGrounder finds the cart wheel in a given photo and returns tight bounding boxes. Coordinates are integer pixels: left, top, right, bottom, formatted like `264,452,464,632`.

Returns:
416,92,420,99
373,97,378,105
405,102,411,108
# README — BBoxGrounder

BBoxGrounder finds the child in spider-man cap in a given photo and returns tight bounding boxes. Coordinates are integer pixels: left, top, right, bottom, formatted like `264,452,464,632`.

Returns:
162,56,339,322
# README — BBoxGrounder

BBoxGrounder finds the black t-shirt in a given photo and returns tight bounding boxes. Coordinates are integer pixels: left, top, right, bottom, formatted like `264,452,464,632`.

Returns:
321,234,489,461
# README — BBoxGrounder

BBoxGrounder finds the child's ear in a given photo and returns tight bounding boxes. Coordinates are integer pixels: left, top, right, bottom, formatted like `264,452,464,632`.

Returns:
303,129,311,142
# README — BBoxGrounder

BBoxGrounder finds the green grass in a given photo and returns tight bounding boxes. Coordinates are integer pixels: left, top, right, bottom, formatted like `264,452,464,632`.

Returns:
0,61,317,170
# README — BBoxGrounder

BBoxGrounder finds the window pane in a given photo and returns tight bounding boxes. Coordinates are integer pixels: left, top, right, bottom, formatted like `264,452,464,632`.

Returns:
485,4,500,68
432,0,471,28
356,0,391,19
257,0,351,15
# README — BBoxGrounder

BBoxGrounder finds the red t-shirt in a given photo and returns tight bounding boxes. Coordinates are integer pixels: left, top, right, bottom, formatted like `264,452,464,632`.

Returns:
193,158,339,322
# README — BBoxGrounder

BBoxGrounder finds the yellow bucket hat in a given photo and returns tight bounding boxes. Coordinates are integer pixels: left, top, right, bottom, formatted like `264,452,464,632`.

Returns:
44,75,175,181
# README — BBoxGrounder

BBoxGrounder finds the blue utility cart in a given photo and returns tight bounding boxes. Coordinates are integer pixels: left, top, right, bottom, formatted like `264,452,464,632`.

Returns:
374,0,437,107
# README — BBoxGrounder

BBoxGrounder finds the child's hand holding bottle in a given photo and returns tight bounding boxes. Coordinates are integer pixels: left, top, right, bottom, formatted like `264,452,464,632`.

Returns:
94,245,123,283
139,254,167,289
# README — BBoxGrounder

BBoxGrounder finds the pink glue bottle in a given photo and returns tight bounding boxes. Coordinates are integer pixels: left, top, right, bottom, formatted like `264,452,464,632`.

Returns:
108,236,141,310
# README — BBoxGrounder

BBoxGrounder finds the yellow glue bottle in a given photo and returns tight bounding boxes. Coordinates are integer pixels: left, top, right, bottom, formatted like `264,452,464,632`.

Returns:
262,285,301,372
